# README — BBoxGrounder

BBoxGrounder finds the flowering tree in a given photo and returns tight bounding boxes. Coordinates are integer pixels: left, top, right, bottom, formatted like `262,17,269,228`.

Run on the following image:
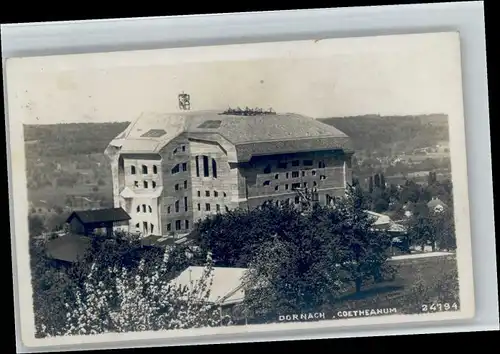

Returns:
61,249,221,336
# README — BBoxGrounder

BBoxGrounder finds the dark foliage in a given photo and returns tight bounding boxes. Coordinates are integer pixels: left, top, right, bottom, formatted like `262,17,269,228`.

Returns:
196,186,395,317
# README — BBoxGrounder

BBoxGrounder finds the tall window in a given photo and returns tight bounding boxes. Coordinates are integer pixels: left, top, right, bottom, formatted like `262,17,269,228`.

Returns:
136,205,140,212
143,222,148,233
175,200,179,213
182,162,188,172
153,165,158,174
185,220,189,229
150,224,154,234
142,204,146,213
167,206,171,213
131,166,136,174
216,204,220,212
167,223,171,231
175,220,181,230
148,205,152,213
184,197,188,212
171,164,180,174
318,161,326,168
205,203,210,211
203,156,209,177
184,180,188,189
142,165,148,174
143,181,148,188
212,159,217,178
195,156,200,177
152,181,156,188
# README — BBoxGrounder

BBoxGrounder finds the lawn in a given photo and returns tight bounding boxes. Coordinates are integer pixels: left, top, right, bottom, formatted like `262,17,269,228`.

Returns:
333,254,458,314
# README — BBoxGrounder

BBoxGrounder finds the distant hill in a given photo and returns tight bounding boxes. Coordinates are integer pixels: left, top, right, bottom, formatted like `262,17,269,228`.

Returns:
23,122,130,157
319,114,449,157
23,114,449,158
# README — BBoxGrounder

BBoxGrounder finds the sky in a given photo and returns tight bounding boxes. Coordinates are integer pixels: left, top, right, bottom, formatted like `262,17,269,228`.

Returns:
5,32,464,125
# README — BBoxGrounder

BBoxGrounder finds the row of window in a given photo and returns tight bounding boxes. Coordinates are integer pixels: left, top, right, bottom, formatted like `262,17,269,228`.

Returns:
195,155,218,178
267,169,326,180
171,162,188,174
167,197,189,213
263,160,327,174
197,203,229,212
167,220,189,232
196,190,227,198
131,165,158,175
262,175,327,188
133,180,157,189
265,181,319,191
174,181,188,191
172,145,186,154
136,204,153,213
134,222,155,234
265,194,320,207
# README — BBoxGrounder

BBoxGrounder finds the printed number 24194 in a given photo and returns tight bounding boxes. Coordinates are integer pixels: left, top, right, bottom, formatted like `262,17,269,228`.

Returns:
421,303,458,312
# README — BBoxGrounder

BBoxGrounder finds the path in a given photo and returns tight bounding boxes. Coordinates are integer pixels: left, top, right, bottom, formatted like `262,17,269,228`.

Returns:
389,251,454,261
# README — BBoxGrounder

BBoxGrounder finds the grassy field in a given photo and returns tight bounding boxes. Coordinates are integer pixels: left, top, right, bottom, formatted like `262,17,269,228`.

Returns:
334,254,458,314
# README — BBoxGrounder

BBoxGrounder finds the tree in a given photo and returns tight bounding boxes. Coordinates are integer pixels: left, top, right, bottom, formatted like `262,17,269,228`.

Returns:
29,214,45,237
60,250,220,336
431,209,456,251
368,176,374,193
30,238,78,337
241,211,346,317
380,173,386,189
196,203,304,267
327,186,395,292
407,213,436,251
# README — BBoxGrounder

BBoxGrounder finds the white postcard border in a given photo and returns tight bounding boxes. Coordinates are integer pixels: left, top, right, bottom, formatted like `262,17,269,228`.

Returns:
2,2,496,353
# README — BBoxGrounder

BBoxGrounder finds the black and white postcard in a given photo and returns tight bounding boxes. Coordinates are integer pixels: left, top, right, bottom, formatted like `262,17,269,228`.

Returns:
5,32,476,348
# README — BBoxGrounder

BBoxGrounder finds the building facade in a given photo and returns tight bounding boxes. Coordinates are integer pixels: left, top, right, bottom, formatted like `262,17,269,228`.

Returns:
105,110,353,237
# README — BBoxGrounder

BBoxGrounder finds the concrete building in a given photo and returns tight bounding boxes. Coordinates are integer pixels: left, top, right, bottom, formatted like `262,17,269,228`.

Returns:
105,109,353,237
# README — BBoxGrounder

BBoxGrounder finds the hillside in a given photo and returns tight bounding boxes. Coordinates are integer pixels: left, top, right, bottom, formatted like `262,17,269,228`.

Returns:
24,122,130,158
319,114,449,157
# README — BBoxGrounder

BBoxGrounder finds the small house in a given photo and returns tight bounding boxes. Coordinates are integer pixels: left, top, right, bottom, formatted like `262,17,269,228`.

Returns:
66,207,131,237
427,197,448,213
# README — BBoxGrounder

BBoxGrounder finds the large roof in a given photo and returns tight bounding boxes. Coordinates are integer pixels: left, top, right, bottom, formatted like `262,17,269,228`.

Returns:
46,234,92,263
107,110,352,162
169,266,247,305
